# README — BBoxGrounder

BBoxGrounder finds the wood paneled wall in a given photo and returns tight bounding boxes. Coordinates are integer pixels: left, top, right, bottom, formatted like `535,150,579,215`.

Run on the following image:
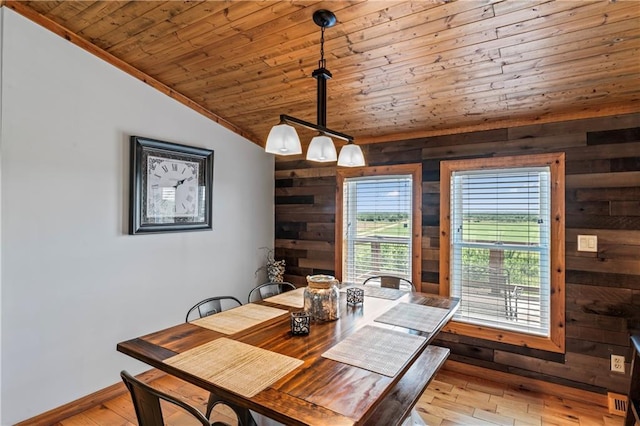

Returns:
274,112,640,395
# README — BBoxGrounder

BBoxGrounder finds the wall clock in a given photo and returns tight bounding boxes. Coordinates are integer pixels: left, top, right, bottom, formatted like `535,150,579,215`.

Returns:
129,136,214,234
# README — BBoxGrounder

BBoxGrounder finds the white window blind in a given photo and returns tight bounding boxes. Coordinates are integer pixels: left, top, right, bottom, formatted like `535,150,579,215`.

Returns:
450,167,551,337
343,175,412,284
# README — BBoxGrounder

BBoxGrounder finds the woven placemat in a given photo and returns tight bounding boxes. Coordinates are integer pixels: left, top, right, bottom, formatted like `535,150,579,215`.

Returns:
321,325,425,377
374,303,449,333
164,337,303,398
263,287,305,308
191,303,288,334
340,285,405,300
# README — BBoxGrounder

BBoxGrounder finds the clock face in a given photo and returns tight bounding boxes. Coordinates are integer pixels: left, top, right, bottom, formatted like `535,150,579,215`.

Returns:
130,136,213,234
146,156,200,218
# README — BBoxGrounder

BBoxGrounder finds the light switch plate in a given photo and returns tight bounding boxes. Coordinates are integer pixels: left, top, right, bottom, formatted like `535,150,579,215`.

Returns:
577,235,598,252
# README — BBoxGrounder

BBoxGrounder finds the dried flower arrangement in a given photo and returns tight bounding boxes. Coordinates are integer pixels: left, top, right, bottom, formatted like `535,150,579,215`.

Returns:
255,247,286,283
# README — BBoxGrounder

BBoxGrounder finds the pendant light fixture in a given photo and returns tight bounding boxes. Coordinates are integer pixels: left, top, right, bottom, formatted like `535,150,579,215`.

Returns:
265,9,365,167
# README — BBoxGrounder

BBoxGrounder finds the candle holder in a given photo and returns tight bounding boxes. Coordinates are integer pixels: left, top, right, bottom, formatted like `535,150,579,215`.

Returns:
347,287,364,306
290,311,310,335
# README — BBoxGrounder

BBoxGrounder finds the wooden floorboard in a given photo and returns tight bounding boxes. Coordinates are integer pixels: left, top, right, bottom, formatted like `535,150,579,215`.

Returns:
55,369,623,426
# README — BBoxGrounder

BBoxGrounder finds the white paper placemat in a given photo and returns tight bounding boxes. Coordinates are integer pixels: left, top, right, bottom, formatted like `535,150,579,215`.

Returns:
339,285,406,300
374,303,449,333
321,325,426,377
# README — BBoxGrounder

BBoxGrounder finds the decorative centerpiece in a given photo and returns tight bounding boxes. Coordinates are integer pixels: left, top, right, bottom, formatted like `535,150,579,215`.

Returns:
346,287,364,306
304,274,340,322
290,311,311,335
267,259,286,283
255,248,286,283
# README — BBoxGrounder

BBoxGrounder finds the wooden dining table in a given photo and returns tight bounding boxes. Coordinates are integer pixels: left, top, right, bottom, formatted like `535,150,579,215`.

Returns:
117,286,459,426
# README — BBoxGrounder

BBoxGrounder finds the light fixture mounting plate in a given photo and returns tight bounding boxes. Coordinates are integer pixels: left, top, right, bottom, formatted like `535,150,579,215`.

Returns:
313,10,336,28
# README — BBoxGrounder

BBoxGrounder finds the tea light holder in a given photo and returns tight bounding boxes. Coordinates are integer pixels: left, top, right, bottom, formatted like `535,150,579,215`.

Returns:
290,311,310,335
346,287,364,306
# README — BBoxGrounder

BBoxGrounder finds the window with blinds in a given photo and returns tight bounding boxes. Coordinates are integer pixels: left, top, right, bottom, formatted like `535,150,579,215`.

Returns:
450,167,551,337
342,175,413,284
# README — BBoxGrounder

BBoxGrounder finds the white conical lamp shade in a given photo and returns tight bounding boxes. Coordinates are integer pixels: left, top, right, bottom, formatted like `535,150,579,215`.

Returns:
306,135,337,162
337,143,365,167
265,123,302,155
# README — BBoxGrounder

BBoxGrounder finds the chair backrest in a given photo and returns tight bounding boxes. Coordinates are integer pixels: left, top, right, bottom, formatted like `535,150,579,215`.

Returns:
121,370,218,426
185,296,242,322
247,282,296,303
363,275,415,291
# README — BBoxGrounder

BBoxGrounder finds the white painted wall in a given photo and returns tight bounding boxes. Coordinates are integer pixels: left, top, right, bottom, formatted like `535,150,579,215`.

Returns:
0,9,274,425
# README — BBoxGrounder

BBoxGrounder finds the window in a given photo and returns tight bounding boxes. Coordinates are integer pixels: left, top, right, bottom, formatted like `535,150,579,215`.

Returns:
440,153,565,353
336,164,422,287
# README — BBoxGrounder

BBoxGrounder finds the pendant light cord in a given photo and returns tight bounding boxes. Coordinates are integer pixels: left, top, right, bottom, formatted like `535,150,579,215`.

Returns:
319,26,326,69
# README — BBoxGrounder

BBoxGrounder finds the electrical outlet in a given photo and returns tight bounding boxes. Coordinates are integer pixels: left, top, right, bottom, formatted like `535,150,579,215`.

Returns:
611,354,625,373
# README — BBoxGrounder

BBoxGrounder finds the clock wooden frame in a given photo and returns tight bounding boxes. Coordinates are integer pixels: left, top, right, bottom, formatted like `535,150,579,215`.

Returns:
129,136,214,234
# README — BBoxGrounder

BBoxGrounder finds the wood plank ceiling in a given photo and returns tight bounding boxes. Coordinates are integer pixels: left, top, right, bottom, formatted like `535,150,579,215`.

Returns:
8,0,640,148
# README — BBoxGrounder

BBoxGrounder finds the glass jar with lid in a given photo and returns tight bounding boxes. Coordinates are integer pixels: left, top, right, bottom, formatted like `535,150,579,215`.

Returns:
304,274,340,322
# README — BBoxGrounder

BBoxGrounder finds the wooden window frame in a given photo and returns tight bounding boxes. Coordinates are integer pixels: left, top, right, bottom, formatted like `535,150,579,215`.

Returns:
439,153,565,353
336,164,422,288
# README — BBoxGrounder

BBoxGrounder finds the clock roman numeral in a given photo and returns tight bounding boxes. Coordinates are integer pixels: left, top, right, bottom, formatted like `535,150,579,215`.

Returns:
172,163,178,171
162,164,169,173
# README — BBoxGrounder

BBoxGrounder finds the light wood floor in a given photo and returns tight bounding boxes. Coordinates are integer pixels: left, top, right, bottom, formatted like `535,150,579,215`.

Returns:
55,369,623,426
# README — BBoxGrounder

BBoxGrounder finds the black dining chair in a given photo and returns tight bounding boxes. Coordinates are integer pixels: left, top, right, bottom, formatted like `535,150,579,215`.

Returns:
363,275,415,291
120,370,231,426
247,281,296,303
185,296,243,322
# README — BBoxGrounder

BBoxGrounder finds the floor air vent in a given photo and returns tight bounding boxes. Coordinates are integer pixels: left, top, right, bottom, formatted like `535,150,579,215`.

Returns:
608,392,628,416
